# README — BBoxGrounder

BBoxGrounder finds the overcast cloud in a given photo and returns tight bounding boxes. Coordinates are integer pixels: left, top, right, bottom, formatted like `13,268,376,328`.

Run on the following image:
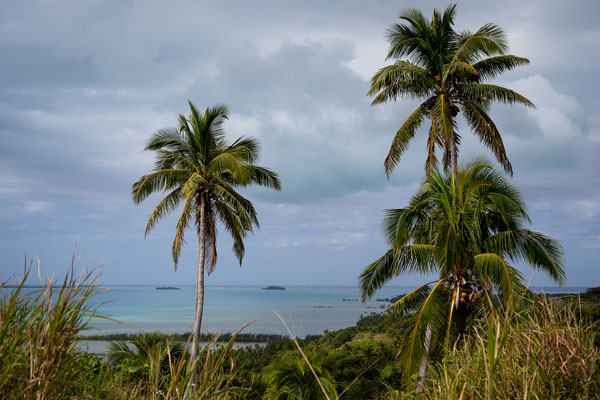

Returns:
0,0,599,288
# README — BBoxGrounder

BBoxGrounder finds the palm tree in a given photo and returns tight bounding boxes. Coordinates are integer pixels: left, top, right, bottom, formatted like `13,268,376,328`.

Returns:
131,101,281,377
358,160,565,380
368,4,533,180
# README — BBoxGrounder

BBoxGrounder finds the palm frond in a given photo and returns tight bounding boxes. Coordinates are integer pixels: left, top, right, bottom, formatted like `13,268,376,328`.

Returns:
153,149,197,171
424,111,442,172
433,94,457,144
472,55,530,81
368,62,434,103
131,169,190,204
452,23,508,64
203,201,218,274
399,279,448,376
386,283,436,315
444,60,478,79
472,253,525,304
106,340,135,365
213,182,259,227
460,99,512,175
208,151,247,182
485,229,566,284
462,83,534,107
387,7,435,64
358,244,436,301
144,188,183,236
245,166,281,190
215,201,248,266
226,136,261,163
384,104,427,176
145,127,188,152
171,189,196,270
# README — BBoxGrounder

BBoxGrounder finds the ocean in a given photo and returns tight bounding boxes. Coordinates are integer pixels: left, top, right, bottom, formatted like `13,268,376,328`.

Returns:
83,285,588,337
12,285,589,338
84,285,408,338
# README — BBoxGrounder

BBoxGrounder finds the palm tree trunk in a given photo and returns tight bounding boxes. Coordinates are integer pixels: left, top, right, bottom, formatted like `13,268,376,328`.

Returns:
417,326,433,392
187,193,207,397
449,129,458,183
415,130,458,393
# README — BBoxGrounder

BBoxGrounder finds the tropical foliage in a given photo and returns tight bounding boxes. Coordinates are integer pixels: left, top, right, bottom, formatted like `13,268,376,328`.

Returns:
358,160,565,375
107,332,185,366
264,354,338,400
368,4,533,177
392,298,600,400
131,101,280,369
107,332,186,385
3,259,599,399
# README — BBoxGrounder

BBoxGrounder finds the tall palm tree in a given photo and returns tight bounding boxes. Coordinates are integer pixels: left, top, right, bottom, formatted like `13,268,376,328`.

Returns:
358,160,565,379
368,4,533,180
131,101,281,374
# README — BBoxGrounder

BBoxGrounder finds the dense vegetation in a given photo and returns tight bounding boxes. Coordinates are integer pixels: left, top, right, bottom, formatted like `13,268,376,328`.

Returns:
1,263,599,399
83,332,293,343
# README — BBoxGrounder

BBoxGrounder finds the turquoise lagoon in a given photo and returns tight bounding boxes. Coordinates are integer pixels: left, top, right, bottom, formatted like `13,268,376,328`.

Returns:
83,285,587,337
12,285,588,338
84,285,410,338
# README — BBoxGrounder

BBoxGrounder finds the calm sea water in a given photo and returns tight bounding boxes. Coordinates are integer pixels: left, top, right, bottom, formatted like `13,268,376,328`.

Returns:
84,286,409,338
11,285,589,339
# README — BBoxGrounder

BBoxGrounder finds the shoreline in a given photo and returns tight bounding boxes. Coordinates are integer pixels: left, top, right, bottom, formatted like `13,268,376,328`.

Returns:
78,331,315,343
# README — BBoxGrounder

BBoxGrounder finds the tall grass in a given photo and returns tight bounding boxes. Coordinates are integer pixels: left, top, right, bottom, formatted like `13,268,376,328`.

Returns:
0,256,245,399
4,258,597,399
108,332,246,399
415,297,600,400
0,255,103,399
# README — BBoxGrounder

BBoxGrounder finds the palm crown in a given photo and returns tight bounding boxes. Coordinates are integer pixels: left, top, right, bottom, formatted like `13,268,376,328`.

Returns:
368,4,533,177
132,102,280,272
358,160,565,375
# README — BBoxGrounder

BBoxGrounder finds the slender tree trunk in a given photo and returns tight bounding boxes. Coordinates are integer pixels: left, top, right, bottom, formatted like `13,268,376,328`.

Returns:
186,193,207,398
416,128,457,393
417,326,433,392
449,129,458,183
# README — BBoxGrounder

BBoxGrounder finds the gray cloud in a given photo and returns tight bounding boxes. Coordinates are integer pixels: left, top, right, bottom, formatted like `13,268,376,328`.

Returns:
0,0,598,287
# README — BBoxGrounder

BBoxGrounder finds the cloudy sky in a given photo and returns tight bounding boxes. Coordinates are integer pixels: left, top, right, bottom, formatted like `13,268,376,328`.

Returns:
1,0,598,288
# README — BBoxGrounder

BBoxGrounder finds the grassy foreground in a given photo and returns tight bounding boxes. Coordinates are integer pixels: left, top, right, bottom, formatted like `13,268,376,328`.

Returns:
1,262,599,399
386,298,600,399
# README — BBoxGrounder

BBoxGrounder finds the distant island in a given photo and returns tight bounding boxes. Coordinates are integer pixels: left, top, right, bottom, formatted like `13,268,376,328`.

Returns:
262,285,285,290
155,286,181,290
